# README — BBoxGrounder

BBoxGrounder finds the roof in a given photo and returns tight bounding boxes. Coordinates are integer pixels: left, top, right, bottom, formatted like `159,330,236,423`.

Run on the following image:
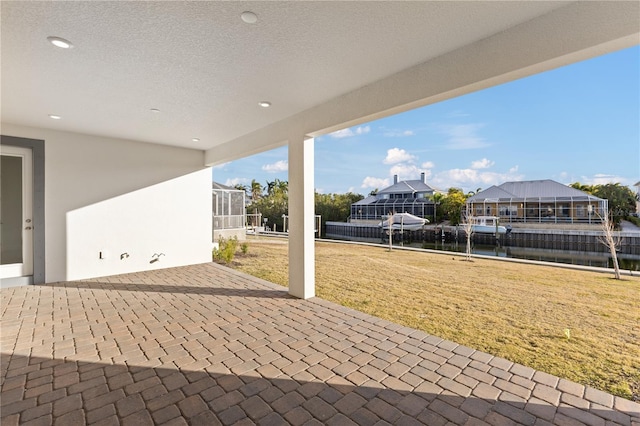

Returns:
377,180,435,195
467,185,515,201
212,182,241,191
352,195,378,205
467,179,605,202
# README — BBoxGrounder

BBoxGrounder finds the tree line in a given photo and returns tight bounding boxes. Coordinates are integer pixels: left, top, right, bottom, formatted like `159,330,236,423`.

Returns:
233,180,638,231
569,182,637,225
236,179,363,231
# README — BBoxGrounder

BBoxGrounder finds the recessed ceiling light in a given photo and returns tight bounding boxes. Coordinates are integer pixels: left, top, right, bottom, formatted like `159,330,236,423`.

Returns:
241,11,258,24
150,108,161,113
47,36,73,49
258,101,271,108
48,114,62,120
192,138,200,142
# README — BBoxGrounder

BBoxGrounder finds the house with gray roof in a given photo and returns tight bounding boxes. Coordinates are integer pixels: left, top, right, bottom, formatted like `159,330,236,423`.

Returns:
350,173,438,223
466,179,607,225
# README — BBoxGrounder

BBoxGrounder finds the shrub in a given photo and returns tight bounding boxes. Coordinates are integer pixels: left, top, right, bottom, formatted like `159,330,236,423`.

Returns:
213,236,239,264
626,215,640,227
240,243,249,255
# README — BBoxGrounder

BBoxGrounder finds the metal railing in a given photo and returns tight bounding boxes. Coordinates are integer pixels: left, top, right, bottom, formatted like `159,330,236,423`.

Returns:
213,215,245,230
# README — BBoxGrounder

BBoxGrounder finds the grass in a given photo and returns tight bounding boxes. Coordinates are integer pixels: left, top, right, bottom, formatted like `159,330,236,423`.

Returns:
229,238,640,400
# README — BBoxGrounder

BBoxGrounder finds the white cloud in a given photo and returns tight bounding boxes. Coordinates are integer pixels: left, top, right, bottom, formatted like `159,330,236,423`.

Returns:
432,166,524,191
329,125,370,138
347,186,355,193
580,174,632,186
383,148,416,165
556,171,571,184
361,176,390,189
383,129,415,137
509,165,519,173
212,161,231,170
379,149,433,182
261,160,288,173
438,123,490,150
315,188,325,194
471,158,495,169
389,164,430,181
329,129,353,138
224,177,248,187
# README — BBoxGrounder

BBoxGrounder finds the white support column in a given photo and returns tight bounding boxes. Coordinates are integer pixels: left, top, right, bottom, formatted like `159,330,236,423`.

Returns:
288,136,315,299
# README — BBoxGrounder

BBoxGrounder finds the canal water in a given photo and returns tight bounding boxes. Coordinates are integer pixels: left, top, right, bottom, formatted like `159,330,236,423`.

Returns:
403,241,640,271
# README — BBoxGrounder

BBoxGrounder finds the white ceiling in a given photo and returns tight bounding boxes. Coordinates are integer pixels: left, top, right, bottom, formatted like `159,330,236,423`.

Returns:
1,1,638,153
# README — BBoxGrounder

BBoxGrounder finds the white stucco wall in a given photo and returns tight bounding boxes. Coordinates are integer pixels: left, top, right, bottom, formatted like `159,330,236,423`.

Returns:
65,169,211,281
1,124,212,282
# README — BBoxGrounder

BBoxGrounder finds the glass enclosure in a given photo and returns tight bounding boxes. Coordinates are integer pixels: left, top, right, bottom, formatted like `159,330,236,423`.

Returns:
351,198,435,221
212,189,246,230
467,197,608,224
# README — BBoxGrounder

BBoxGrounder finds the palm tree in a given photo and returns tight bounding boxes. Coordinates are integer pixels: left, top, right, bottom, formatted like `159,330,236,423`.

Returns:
570,182,595,194
467,187,482,197
430,192,445,223
276,179,288,195
233,183,248,195
265,180,276,196
266,179,288,197
250,179,263,202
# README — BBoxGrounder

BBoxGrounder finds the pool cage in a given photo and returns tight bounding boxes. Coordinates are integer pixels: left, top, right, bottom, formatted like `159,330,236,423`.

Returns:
466,196,608,224
351,198,435,221
212,186,246,232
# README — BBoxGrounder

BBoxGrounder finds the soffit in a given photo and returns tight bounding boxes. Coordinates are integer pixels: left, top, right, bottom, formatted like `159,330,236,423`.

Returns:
1,1,572,150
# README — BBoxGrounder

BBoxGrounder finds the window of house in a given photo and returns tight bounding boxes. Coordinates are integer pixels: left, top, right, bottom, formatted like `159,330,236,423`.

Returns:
541,204,555,217
499,205,518,216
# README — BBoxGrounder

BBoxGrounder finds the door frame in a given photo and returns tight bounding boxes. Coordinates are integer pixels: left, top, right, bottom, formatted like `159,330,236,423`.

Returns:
0,135,45,286
1,145,33,278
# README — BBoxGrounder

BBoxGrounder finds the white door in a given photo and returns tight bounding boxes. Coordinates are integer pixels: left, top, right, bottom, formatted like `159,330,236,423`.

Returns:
1,145,33,279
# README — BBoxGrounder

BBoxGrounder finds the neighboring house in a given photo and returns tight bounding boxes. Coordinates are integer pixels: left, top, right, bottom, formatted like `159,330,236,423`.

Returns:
351,173,438,223
212,182,246,242
466,180,608,226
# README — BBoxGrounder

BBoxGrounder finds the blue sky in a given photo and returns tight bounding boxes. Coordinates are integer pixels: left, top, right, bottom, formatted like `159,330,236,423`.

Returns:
213,46,639,195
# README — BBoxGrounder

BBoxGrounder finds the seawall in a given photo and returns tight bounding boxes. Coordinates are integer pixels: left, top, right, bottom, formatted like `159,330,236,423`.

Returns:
325,222,640,255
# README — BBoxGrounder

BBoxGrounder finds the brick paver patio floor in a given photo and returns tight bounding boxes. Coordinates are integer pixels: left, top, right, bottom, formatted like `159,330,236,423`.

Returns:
1,263,638,425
